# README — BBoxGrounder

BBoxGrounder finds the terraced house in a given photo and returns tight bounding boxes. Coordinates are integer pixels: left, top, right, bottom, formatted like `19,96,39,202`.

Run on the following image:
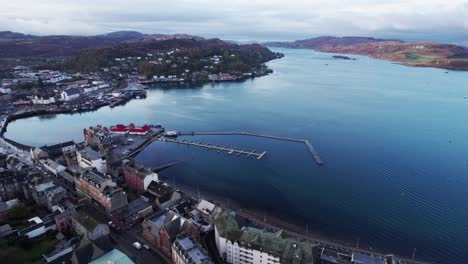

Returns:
75,169,127,213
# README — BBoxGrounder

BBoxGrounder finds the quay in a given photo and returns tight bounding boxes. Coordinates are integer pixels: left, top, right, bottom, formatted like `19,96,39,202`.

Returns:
177,131,323,165
160,138,267,160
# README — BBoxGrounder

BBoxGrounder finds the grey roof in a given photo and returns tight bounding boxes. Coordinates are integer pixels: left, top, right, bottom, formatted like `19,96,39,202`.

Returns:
79,147,104,161
64,88,80,96
173,236,213,264
125,196,151,216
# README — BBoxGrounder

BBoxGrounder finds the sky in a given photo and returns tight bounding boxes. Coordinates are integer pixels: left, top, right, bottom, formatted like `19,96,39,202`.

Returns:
1,0,468,42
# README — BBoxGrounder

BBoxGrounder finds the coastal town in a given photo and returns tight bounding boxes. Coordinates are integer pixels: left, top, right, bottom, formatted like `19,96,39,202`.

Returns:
0,118,426,264
0,61,427,264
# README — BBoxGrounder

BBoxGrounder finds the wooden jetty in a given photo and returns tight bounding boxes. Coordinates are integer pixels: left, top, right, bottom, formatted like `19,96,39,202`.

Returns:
160,138,267,160
177,131,323,165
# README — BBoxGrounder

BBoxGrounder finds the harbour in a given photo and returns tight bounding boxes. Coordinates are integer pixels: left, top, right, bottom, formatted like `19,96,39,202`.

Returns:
177,131,323,165
160,138,267,159
5,48,468,263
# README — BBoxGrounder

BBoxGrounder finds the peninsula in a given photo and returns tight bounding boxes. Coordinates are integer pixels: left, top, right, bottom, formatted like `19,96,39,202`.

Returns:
265,36,468,71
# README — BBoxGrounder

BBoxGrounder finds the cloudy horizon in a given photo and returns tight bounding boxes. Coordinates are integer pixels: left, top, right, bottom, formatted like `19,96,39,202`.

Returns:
1,0,468,42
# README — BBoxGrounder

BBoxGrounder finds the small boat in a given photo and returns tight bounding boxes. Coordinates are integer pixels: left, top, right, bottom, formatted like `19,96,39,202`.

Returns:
164,131,178,137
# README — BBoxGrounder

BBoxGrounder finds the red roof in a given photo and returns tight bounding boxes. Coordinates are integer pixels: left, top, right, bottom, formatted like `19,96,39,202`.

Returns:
110,123,150,133
129,124,150,133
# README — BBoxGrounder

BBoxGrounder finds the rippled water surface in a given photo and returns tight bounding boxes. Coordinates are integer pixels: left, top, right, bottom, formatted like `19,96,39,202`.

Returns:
7,48,468,263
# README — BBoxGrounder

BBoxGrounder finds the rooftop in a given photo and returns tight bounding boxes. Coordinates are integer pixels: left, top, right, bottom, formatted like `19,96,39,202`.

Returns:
174,236,213,264
124,160,156,179
79,147,104,161
215,212,318,264
89,249,135,264
79,169,109,186
72,205,108,231
119,196,152,217
147,180,176,198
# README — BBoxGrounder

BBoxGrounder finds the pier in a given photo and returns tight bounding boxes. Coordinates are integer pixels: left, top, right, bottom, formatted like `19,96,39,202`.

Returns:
177,131,323,165
160,138,267,160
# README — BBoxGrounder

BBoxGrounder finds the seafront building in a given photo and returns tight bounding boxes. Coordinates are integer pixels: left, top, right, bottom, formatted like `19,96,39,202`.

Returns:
214,212,319,264
122,159,158,192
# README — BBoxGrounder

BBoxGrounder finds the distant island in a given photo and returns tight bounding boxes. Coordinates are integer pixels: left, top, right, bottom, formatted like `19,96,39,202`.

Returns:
332,55,356,60
265,36,468,71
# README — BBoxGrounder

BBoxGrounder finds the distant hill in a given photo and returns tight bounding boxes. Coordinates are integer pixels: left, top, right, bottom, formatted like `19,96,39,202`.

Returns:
0,31,199,58
265,36,468,71
63,37,280,73
264,36,395,49
0,31,38,40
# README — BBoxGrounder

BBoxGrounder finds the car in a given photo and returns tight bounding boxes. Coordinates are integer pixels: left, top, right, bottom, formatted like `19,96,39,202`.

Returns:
132,242,142,250
143,244,150,250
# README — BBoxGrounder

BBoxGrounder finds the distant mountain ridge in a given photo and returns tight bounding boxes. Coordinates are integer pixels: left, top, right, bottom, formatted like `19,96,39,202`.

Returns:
264,36,398,49
0,30,201,58
265,36,468,71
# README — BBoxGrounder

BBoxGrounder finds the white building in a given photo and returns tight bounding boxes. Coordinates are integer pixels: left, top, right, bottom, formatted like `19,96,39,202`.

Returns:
39,159,66,176
77,147,107,174
214,213,317,264
0,87,11,94
61,88,80,101
83,86,98,94
32,95,56,105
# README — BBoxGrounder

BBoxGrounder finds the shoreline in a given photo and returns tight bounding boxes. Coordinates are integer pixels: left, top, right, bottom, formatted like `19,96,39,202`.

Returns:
165,180,429,264
268,46,467,72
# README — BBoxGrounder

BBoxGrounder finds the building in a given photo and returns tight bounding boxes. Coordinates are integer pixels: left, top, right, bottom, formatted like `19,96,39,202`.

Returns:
172,235,214,264
83,125,112,154
89,249,135,264
31,181,60,207
77,147,107,174
214,212,319,264
0,168,27,200
18,213,59,238
0,87,11,94
112,196,153,227
42,141,77,158
142,209,200,257
0,198,19,221
75,169,127,212
42,237,80,263
55,210,73,235
32,95,56,105
61,87,80,101
30,147,49,161
110,123,151,135
122,160,158,192
39,158,66,176
146,181,182,209
71,205,110,241
194,200,217,219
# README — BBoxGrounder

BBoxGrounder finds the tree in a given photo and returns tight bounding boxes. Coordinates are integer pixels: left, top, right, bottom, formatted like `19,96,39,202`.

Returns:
8,204,29,220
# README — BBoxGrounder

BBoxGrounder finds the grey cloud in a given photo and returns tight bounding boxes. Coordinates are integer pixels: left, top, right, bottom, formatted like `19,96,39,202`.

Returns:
0,0,467,42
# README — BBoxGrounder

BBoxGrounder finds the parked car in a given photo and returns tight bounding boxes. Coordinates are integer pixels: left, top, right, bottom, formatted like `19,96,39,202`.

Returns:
143,244,150,250
132,242,142,250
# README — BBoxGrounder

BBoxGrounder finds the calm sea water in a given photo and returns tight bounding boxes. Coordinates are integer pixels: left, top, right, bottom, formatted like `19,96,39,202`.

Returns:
6,48,468,263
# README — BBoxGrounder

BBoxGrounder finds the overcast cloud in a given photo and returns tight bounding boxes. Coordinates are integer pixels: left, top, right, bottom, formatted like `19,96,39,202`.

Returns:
1,0,467,42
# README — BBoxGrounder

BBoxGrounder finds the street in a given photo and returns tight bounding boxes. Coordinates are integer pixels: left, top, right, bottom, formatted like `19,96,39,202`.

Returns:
111,228,167,264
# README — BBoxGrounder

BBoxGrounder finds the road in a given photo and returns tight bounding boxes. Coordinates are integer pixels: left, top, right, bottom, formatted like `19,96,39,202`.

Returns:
111,227,167,264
